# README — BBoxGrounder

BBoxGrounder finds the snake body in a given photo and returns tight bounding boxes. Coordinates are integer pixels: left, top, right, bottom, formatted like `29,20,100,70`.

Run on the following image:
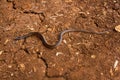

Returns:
14,29,108,49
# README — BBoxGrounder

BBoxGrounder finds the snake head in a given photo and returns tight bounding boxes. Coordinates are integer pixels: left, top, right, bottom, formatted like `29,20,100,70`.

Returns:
14,36,27,41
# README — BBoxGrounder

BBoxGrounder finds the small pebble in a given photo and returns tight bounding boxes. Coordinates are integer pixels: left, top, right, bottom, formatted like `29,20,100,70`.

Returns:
114,60,119,71
4,39,9,45
56,52,63,56
110,68,114,76
18,63,25,72
45,25,48,28
115,25,120,32
0,51,3,55
100,72,104,75
47,28,52,31
8,65,12,68
33,67,37,72
27,25,34,30
75,52,79,55
63,39,67,44
91,55,96,59
11,73,14,76
113,0,117,3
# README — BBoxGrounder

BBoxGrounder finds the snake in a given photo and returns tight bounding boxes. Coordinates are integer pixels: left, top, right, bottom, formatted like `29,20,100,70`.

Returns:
14,29,109,49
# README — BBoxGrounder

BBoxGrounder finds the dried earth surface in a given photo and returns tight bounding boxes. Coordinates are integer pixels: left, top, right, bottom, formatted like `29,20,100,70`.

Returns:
0,0,120,80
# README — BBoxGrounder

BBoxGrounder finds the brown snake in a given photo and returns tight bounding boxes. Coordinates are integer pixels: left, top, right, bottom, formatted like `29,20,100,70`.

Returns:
14,29,109,49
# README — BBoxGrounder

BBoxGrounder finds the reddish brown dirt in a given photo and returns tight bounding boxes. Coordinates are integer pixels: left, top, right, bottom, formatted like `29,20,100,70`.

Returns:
0,0,120,80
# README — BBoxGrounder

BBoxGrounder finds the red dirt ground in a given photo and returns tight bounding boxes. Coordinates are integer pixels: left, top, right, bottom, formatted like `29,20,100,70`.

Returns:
0,0,120,80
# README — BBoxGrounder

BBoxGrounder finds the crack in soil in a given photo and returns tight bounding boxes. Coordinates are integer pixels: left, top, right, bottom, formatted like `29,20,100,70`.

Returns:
6,0,45,22
6,0,16,9
23,10,43,15
22,48,30,54
39,56,66,79
23,10,45,22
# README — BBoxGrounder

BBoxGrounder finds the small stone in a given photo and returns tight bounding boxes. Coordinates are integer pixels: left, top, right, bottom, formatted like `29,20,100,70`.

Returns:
91,55,96,59
63,39,67,44
115,25,120,32
47,28,52,31
0,51,3,55
27,25,34,31
113,0,117,3
11,73,14,76
114,60,119,71
8,65,12,68
29,27,34,30
110,68,114,76
4,39,9,45
75,52,79,55
45,25,48,28
33,67,37,72
56,52,63,56
100,72,104,75
18,63,25,72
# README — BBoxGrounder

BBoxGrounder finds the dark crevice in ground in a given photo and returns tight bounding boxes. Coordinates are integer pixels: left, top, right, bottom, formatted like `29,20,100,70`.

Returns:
23,10,45,22
40,56,66,79
40,57,48,68
6,0,45,22
6,0,16,9
7,0,46,15
23,10,44,15
22,48,30,54
40,57,50,78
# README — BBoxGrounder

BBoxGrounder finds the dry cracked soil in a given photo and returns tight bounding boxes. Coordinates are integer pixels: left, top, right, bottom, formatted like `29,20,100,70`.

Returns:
0,0,120,80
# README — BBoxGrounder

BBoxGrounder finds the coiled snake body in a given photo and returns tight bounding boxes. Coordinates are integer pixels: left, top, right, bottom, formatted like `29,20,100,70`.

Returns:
14,29,108,49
